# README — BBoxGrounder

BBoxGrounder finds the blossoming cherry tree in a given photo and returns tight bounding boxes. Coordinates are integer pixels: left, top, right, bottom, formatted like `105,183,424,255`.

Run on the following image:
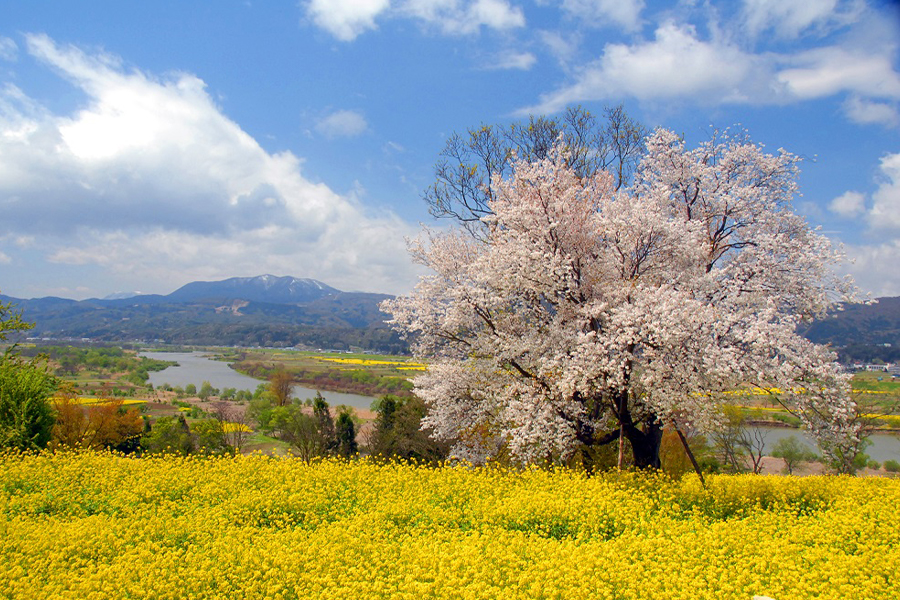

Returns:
383,128,859,469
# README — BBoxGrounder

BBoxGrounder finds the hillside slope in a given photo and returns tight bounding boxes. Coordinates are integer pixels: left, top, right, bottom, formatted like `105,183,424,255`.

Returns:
1,275,403,352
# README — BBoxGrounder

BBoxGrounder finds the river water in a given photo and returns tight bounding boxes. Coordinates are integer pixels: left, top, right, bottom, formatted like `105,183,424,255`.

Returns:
753,425,900,463
142,352,900,460
141,352,378,413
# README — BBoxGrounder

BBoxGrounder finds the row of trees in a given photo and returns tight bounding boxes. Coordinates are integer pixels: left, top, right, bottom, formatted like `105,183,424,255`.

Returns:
140,402,251,456
250,391,358,461
20,345,174,382
249,392,449,464
4,383,254,457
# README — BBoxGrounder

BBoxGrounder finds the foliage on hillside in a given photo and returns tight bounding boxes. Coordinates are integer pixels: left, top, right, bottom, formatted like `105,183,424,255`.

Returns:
15,345,173,398
800,296,900,363
1,451,898,599
0,291,408,353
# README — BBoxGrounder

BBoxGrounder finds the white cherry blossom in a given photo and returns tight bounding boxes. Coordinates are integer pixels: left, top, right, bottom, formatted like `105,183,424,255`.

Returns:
383,129,860,468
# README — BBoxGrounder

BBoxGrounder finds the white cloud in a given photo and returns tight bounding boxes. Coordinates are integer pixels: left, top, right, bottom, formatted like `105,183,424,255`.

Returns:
519,9,900,118
45,220,420,295
305,0,525,40
777,46,900,101
741,0,863,39
0,250,10,264
843,96,900,128
867,152,900,231
402,0,525,35
561,0,644,32
834,152,900,297
0,34,420,295
487,50,537,70
842,241,900,297
304,0,391,42
315,109,369,138
467,0,524,31
829,190,866,218
521,22,762,113
538,30,581,68
0,37,16,61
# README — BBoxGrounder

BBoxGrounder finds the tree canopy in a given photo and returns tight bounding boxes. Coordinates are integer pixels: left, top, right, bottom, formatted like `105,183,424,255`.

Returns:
383,127,859,469
0,296,33,342
425,105,645,240
0,294,57,451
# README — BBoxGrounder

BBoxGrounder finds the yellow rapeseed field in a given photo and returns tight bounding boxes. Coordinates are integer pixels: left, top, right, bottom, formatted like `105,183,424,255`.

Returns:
1,452,898,599
53,397,147,406
316,357,427,370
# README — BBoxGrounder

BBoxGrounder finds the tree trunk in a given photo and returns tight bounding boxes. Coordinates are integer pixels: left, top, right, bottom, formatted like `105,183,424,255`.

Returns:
612,390,663,469
619,407,662,469
625,420,663,469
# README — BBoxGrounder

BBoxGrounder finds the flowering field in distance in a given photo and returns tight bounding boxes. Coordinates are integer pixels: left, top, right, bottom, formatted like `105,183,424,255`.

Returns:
315,357,427,370
65,397,146,406
1,452,898,600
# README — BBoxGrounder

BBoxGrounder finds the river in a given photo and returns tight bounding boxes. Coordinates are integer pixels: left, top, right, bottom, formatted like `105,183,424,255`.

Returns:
753,425,900,463
141,351,378,413
142,352,900,460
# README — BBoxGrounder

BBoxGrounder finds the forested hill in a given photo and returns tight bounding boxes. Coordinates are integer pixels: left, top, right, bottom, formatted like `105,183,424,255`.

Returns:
4,277,899,360
1,275,406,353
800,296,900,363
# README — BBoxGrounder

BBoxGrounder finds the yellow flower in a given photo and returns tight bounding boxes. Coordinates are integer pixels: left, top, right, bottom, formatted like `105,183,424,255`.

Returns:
1,451,898,599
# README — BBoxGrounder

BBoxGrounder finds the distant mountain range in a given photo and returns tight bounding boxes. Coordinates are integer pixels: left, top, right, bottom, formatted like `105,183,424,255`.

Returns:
166,275,339,305
4,276,900,361
1,275,406,353
801,296,900,363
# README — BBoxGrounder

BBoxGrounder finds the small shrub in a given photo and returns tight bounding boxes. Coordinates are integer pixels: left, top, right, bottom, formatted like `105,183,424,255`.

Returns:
883,459,900,473
771,436,817,475
867,459,881,470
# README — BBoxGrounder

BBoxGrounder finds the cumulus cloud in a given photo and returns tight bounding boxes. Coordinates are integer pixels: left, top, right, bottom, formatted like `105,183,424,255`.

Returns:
867,152,900,231
829,190,866,218
315,109,369,138
561,0,644,32
304,0,390,42
843,241,900,298
838,152,900,296
520,22,764,113
0,34,419,296
519,10,900,119
402,0,525,35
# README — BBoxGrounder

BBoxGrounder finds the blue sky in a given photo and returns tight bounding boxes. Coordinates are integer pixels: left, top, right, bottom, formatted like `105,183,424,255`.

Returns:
0,0,898,300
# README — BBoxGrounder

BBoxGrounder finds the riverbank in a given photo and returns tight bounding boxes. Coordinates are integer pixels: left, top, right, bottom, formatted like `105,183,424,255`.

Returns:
142,351,380,413
229,350,417,399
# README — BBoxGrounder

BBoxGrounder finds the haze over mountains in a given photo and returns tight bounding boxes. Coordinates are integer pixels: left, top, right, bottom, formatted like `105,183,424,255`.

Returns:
3,274,900,361
2,275,404,353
